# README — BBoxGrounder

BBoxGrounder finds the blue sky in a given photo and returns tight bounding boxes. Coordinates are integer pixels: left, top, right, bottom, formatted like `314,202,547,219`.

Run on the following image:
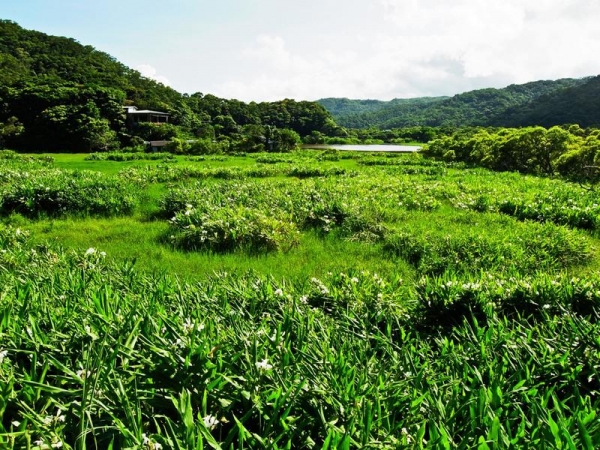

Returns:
3,0,600,101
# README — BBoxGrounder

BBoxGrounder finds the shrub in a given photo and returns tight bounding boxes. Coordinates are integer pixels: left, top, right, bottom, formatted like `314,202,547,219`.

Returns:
168,205,299,253
0,169,140,217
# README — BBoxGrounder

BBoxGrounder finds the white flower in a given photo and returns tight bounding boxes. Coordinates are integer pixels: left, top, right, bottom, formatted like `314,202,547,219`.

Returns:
42,415,53,425
300,295,308,304
51,442,63,449
274,288,284,297
142,433,162,450
183,318,194,333
255,359,273,371
85,247,96,256
11,420,20,427
99,251,106,257
0,350,8,363
76,368,91,380
351,277,359,283
203,414,219,430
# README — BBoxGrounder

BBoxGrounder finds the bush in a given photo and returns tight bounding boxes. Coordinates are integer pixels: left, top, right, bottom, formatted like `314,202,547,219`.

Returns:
187,138,223,155
168,205,299,253
0,169,140,217
133,122,180,141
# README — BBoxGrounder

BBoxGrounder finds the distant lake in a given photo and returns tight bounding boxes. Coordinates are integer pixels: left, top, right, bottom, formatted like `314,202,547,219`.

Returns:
302,144,422,152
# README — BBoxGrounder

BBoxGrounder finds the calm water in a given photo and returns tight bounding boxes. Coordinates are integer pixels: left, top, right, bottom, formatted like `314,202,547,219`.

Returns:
302,144,422,152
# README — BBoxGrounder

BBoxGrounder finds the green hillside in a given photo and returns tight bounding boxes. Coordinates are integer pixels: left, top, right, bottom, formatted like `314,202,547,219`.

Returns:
317,96,448,119
319,78,592,129
0,20,338,151
497,75,600,128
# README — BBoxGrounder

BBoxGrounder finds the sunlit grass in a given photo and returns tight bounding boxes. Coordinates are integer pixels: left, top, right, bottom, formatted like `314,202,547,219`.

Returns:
2,150,600,448
25,216,406,281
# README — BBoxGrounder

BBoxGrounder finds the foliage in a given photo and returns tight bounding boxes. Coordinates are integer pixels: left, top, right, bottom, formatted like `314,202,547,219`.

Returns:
319,78,592,129
423,126,600,178
168,204,299,253
0,21,340,153
0,161,140,217
0,227,599,448
187,138,225,155
384,215,591,276
132,122,180,141
85,151,175,162
3,151,600,448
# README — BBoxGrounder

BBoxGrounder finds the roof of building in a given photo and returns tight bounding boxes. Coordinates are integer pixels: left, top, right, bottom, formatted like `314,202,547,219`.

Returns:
127,110,170,115
123,106,169,115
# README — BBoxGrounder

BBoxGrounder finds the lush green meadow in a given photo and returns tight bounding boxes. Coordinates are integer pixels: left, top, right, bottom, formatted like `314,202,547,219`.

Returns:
1,149,599,449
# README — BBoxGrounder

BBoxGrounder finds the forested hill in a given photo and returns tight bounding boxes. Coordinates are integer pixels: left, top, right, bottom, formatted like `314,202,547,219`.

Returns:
0,19,182,110
317,96,448,119
495,75,600,128
0,20,338,151
318,77,594,129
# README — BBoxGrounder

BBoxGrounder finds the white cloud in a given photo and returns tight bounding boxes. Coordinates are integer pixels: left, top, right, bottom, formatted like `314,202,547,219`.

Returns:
10,0,599,101
378,0,600,83
210,0,600,101
135,64,171,87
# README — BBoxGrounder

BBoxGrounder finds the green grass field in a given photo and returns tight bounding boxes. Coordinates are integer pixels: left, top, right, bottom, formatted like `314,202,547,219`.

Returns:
1,149,599,449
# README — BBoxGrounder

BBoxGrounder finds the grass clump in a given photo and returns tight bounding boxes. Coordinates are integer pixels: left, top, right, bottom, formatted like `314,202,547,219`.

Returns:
168,204,299,253
384,215,592,276
0,168,140,218
86,151,176,161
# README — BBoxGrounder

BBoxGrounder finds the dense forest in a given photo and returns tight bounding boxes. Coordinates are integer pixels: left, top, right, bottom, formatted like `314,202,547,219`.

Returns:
424,125,600,182
0,20,340,152
318,96,448,120
319,77,598,129
497,76,600,128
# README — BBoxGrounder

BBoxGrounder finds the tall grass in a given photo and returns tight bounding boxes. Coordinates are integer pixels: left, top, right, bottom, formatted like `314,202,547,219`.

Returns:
0,227,599,448
2,152,600,448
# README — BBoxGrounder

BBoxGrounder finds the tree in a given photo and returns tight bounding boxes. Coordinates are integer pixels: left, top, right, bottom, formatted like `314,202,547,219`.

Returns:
39,101,118,151
0,116,24,149
274,128,301,152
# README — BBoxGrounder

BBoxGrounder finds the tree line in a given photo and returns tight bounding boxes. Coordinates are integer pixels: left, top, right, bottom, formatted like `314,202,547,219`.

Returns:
0,20,341,152
424,125,600,183
318,77,600,130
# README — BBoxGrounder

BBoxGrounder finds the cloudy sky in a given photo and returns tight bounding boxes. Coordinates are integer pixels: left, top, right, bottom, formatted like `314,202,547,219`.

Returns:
3,0,600,101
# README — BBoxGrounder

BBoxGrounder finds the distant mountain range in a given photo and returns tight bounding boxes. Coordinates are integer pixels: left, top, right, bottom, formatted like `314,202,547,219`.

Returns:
318,76,600,129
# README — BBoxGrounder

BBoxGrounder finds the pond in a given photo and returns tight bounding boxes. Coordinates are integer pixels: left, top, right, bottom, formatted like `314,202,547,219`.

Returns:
302,144,422,152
